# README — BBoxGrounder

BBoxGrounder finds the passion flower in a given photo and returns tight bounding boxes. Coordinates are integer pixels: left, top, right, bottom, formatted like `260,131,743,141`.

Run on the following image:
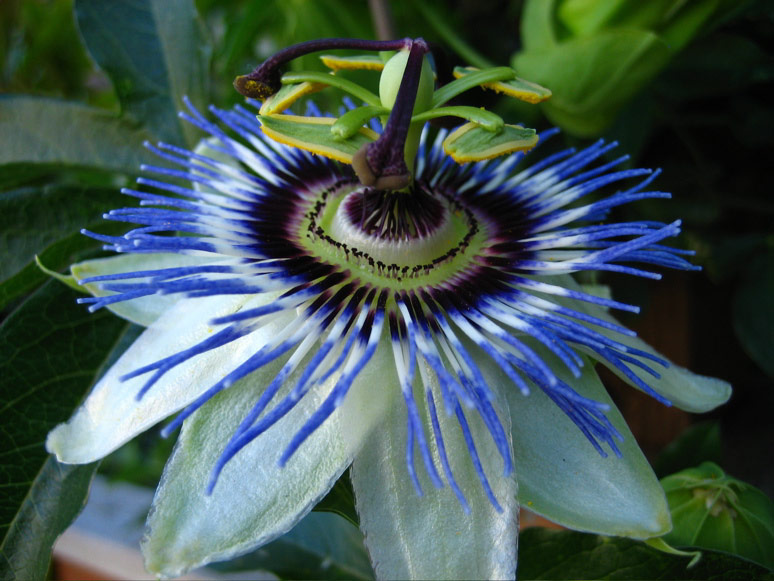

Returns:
46,38,731,580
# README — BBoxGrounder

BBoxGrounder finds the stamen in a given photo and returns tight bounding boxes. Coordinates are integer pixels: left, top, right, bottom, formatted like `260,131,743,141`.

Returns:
234,37,412,99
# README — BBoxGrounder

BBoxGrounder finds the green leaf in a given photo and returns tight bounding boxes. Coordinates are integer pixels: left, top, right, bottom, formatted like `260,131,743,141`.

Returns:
518,527,773,580
654,422,723,478
314,470,359,527
0,280,129,579
514,30,671,136
74,0,211,147
661,462,774,570
259,114,378,164
443,122,538,163
521,0,562,50
0,184,122,285
0,96,156,174
0,459,97,581
733,248,774,378
0,224,125,312
212,512,373,580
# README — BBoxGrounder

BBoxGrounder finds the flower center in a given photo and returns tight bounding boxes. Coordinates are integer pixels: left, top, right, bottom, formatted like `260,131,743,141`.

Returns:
297,180,484,286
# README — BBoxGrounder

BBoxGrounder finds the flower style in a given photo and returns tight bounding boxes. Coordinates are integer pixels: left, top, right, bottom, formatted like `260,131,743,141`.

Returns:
46,38,731,579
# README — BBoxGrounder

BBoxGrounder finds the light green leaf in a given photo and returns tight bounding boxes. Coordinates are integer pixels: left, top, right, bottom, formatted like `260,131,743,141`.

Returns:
661,462,774,570
514,30,671,136
0,96,156,174
0,280,128,579
351,358,518,581
443,122,538,163
142,331,396,577
496,341,670,538
520,0,562,50
259,114,378,164
74,0,211,147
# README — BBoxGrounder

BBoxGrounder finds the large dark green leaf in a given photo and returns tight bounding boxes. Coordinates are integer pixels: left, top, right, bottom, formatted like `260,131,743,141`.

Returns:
0,223,125,313
314,470,358,527
0,184,123,285
518,528,772,580
0,460,96,581
74,0,211,147
0,96,156,174
0,281,129,579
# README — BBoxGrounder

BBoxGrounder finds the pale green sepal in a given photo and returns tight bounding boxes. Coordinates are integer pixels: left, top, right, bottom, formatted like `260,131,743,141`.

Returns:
412,106,504,132
35,255,81,292
259,114,378,164
332,105,389,140
259,81,326,116
550,274,732,412
46,292,290,464
443,122,538,163
70,252,214,327
320,54,385,72
351,359,518,580
142,334,397,577
496,340,671,538
453,66,552,104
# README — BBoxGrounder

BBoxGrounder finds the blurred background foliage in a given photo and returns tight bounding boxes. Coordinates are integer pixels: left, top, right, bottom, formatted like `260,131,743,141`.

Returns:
1,0,773,578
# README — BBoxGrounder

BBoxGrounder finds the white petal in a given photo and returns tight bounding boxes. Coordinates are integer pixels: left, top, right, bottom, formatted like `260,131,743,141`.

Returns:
544,274,731,412
46,292,289,464
351,359,518,581
72,253,214,326
141,331,397,577
497,340,671,538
